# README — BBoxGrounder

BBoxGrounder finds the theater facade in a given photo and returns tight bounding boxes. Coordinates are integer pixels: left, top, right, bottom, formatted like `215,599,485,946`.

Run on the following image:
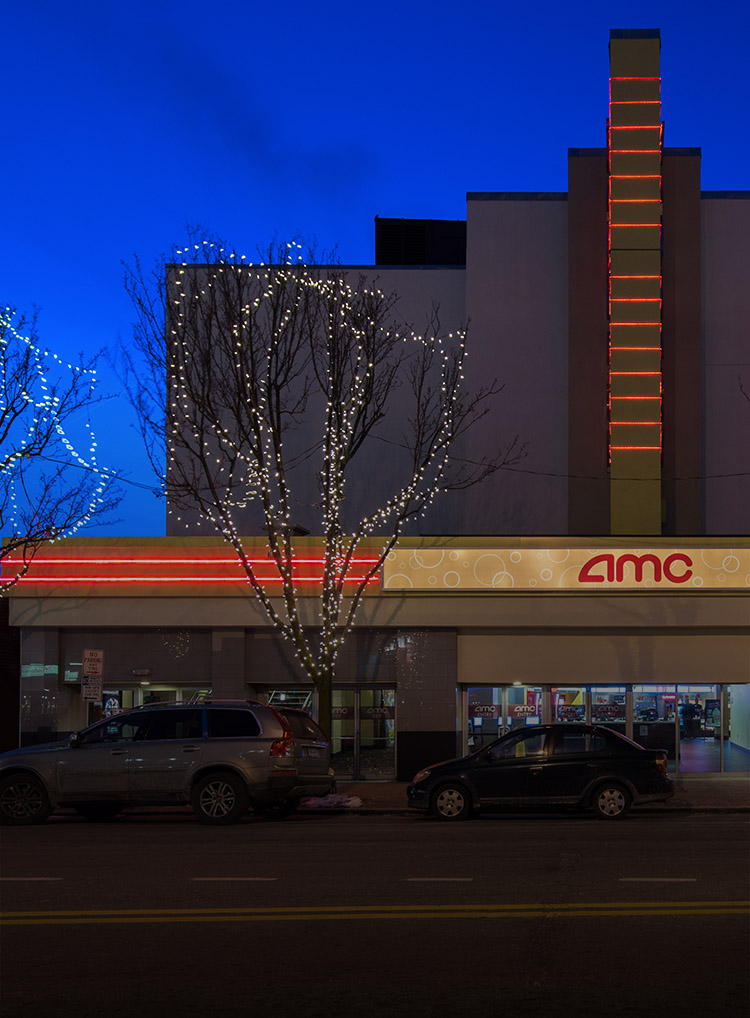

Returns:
2,30,749,777
4,536,749,779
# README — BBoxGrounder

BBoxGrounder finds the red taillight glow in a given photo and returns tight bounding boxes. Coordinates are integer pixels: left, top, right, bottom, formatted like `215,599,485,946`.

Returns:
655,753,668,775
269,711,295,757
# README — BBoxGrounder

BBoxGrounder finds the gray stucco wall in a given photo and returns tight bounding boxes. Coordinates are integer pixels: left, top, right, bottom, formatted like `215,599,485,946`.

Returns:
702,197,750,534
431,196,570,535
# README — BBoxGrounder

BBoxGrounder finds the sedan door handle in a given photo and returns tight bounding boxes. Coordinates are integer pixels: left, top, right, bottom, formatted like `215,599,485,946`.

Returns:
110,749,126,756
182,746,200,753
529,765,543,772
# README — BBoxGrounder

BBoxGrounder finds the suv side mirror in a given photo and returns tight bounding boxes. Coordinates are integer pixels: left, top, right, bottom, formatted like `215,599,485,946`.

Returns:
69,732,81,748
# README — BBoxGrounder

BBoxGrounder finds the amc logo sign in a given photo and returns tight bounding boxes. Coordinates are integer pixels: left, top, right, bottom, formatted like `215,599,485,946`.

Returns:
578,552,693,585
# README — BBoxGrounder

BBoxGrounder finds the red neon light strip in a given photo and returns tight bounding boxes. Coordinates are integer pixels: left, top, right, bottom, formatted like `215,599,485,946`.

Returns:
608,76,663,464
4,578,374,586
3,556,381,567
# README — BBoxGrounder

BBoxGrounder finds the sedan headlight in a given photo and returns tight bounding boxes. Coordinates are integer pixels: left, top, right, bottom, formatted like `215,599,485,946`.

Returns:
412,768,432,783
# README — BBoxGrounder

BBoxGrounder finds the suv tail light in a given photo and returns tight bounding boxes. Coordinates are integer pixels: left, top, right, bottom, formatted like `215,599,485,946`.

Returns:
269,711,295,757
655,752,668,775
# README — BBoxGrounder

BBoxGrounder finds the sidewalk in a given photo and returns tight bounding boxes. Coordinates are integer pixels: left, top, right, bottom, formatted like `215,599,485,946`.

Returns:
333,775,750,814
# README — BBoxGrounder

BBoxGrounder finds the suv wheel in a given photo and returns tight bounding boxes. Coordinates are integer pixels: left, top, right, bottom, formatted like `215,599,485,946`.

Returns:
0,774,53,826
593,782,631,820
430,783,473,821
192,772,249,825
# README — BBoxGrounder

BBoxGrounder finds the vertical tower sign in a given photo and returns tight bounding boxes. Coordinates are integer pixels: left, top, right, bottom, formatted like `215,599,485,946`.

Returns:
608,30,663,534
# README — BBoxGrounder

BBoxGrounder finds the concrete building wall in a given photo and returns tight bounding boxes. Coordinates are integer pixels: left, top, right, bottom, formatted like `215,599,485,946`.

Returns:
702,196,750,534
432,195,570,535
458,631,750,687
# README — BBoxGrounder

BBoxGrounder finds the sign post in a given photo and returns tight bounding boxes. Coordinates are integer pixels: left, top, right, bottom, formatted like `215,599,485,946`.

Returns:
81,649,104,704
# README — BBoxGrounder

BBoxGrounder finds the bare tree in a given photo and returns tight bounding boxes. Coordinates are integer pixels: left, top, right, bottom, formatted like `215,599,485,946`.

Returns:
0,307,119,592
123,236,521,735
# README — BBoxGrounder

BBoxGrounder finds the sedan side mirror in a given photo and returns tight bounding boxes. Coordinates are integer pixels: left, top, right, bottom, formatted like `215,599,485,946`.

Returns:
484,751,495,764
69,732,81,748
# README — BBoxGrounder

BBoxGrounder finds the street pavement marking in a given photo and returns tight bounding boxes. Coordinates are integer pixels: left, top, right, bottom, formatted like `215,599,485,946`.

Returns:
2,901,747,926
619,878,697,882
405,878,473,882
0,878,63,882
192,878,278,882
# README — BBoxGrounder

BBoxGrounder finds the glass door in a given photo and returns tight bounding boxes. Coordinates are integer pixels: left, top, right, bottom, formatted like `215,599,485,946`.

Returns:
332,688,396,780
359,689,396,779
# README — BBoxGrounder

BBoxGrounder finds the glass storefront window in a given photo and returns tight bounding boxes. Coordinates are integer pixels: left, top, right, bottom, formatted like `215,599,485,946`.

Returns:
467,686,542,750
506,685,542,729
552,687,587,723
590,687,626,729
464,683,748,774
468,687,504,749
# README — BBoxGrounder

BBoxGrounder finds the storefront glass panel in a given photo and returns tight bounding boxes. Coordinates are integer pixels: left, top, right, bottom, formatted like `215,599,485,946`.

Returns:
552,687,587,723
677,685,722,773
467,687,504,750
331,687,396,780
506,685,542,729
632,686,677,769
359,689,396,779
331,688,356,779
726,685,750,773
467,686,542,750
590,687,627,735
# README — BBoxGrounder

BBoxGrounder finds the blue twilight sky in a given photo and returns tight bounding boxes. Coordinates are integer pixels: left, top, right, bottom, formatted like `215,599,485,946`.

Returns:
2,0,747,536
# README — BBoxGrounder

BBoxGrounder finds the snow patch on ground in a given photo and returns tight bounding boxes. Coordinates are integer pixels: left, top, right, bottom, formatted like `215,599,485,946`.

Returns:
301,793,363,809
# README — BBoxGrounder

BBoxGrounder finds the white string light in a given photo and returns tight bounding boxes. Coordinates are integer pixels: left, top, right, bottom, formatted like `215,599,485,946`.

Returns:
0,308,117,592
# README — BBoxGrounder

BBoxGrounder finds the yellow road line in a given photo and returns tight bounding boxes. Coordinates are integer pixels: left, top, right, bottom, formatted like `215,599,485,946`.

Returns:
2,901,748,926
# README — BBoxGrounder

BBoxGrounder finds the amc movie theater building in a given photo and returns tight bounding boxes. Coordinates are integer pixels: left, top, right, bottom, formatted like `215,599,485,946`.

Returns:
3,30,749,778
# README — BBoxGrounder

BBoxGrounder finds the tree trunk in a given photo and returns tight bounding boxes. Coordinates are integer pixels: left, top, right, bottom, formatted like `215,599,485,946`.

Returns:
316,668,334,743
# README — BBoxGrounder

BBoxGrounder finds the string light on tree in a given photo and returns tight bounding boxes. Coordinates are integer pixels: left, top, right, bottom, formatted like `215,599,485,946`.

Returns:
122,234,521,735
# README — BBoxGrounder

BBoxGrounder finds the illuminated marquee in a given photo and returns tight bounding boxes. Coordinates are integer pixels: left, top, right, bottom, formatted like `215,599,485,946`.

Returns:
382,547,750,592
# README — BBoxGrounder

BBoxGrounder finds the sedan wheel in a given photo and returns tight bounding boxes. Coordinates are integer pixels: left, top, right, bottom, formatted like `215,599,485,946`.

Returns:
0,774,53,826
431,784,473,821
191,772,249,825
593,783,631,820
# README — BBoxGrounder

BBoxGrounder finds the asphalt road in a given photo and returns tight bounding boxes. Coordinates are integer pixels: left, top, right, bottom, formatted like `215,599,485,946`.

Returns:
2,811,748,1018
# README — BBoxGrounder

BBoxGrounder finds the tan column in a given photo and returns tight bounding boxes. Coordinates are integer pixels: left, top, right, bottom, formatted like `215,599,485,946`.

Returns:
608,32,663,534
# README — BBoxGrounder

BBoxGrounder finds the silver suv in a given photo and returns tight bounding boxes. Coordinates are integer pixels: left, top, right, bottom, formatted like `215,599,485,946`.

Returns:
0,700,334,826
